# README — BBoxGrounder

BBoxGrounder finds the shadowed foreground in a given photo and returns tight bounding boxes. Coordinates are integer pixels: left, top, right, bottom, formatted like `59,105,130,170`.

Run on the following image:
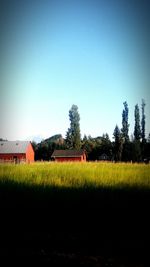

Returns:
0,181,150,266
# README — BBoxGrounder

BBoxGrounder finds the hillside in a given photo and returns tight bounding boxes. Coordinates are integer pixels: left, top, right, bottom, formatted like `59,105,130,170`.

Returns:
34,134,65,160
41,134,64,146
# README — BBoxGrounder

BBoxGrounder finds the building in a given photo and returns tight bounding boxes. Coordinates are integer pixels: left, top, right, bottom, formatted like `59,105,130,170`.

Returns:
0,141,34,163
51,149,86,162
98,153,109,161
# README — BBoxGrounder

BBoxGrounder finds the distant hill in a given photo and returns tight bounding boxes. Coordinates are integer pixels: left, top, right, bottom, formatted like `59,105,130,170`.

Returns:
33,134,65,160
40,134,65,146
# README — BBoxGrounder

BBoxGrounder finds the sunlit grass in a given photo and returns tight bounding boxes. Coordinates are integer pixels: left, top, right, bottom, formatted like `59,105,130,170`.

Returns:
0,162,150,190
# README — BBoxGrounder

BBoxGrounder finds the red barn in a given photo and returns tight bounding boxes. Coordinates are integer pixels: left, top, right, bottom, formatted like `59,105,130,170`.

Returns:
51,150,86,162
0,141,34,163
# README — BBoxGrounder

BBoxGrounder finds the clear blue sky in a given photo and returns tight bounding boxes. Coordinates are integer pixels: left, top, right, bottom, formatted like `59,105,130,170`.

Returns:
1,0,150,141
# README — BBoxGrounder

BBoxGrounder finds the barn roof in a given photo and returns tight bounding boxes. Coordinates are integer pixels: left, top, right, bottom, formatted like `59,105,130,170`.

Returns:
51,149,85,158
0,141,30,154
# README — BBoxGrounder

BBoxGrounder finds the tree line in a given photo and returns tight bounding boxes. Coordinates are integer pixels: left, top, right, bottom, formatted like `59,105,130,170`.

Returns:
32,101,150,162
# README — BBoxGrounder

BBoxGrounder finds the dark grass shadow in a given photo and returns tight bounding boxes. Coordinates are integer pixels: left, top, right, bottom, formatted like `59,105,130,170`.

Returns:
0,178,150,208
0,180,150,266
0,179,150,232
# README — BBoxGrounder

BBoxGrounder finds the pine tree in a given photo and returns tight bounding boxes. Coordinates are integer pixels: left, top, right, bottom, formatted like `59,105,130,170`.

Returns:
66,105,81,149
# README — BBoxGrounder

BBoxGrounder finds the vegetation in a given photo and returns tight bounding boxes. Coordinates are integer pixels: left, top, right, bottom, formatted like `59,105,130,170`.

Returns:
134,104,141,141
34,134,65,161
66,104,81,149
28,99,150,162
0,162,150,190
1,163,149,266
1,100,150,162
113,125,123,162
121,101,129,143
141,99,146,144
1,104,149,266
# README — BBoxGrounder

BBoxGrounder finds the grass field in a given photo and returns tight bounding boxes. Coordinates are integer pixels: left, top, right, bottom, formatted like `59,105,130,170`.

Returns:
0,162,150,266
0,162,150,189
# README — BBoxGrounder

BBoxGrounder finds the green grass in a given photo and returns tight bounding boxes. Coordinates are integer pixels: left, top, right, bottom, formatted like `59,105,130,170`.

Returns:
0,162,150,190
1,162,150,265
0,162,150,239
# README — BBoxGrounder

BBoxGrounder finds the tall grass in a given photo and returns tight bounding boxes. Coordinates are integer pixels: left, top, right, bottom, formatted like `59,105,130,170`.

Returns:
0,162,150,189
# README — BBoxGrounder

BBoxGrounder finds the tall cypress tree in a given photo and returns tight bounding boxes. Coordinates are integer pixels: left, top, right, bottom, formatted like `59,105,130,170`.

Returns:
134,104,141,141
141,99,146,143
133,104,141,162
113,125,123,162
121,101,130,161
121,101,129,142
66,105,81,149
147,133,150,143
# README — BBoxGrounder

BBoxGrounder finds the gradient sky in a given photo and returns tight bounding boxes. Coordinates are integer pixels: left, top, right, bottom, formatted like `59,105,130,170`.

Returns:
0,0,150,141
